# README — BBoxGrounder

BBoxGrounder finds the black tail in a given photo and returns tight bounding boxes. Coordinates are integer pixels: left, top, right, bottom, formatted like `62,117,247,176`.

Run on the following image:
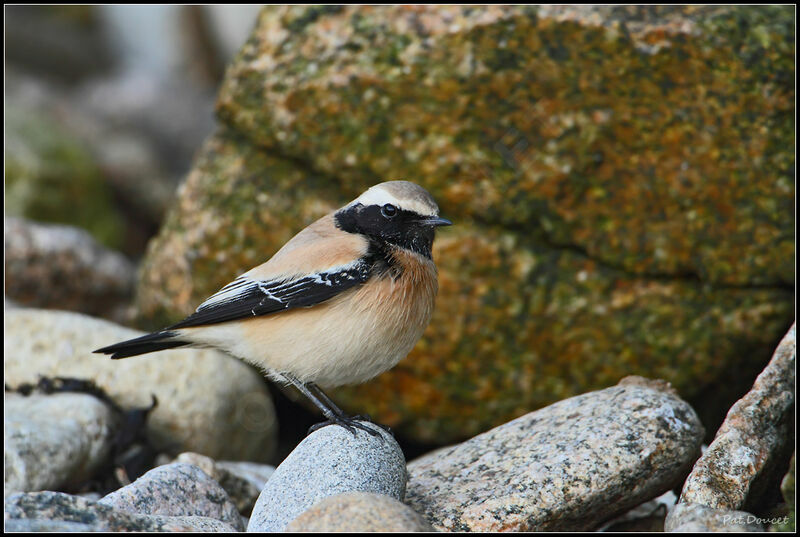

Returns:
93,331,189,359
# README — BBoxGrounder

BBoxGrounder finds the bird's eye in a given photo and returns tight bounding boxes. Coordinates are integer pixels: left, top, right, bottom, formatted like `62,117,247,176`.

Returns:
381,204,398,218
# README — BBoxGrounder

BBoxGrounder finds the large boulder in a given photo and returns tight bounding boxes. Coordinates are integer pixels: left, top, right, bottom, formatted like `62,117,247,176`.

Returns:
135,6,794,444
217,5,794,286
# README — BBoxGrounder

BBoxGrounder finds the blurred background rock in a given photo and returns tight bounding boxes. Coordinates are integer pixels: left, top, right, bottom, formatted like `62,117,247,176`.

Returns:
5,5,261,259
4,6,795,460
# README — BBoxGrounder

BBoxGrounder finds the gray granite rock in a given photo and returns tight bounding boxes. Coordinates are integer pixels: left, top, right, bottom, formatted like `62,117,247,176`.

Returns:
98,462,243,531
175,452,272,515
599,490,676,532
4,491,239,532
158,515,240,532
4,519,102,532
286,491,434,532
247,421,406,532
3,308,277,462
216,460,275,492
4,217,134,323
405,376,704,531
4,393,117,494
77,492,103,502
665,502,764,532
679,323,795,512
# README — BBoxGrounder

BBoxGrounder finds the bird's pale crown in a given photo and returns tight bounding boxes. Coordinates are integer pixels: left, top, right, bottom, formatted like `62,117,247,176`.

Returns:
352,181,439,217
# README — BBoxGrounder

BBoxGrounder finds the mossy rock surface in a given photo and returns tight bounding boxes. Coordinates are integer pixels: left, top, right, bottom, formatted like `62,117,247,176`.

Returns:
137,6,795,443
218,5,794,287
5,106,124,249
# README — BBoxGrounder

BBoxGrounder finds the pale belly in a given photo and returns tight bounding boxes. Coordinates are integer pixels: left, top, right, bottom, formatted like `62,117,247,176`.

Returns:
178,272,436,387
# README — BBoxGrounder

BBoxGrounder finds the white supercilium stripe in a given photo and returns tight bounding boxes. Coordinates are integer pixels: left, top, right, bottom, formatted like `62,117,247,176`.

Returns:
353,185,438,216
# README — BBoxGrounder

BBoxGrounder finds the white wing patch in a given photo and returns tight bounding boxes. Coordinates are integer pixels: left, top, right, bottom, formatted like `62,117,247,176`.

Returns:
200,276,252,309
195,260,369,313
168,259,374,330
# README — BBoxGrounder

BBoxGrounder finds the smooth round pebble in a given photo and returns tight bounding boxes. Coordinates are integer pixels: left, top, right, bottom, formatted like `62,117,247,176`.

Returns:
247,421,406,532
5,393,117,494
287,491,434,532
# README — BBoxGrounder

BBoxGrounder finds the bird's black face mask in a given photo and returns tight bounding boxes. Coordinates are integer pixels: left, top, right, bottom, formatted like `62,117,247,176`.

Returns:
335,203,449,260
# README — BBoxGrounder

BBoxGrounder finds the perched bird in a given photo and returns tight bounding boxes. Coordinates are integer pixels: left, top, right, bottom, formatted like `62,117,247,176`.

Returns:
95,181,451,437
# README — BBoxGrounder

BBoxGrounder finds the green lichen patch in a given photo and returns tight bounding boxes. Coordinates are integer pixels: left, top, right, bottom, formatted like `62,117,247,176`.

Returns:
5,106,124,249
218,5,794,287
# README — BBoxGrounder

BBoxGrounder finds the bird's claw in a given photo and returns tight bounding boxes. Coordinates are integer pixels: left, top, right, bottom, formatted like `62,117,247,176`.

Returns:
307,415,387,442
351,414,394,436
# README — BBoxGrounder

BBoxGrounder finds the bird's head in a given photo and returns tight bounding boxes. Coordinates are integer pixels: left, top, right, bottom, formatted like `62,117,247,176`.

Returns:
335,181,452,259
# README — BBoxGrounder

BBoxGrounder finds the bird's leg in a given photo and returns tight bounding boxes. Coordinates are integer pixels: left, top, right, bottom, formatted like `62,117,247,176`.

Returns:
278,373,343,424
306,382,347,417
280,374,383,439
309,382,395,436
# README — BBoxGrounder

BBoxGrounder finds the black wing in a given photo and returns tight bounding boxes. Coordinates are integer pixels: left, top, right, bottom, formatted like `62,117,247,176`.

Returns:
167,259,373,329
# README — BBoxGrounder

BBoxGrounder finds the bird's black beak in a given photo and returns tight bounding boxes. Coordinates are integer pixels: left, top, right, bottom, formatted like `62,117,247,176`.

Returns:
417,216,453,227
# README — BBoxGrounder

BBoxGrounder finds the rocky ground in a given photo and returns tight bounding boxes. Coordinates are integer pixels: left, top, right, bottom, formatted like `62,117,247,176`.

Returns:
4,311,794,531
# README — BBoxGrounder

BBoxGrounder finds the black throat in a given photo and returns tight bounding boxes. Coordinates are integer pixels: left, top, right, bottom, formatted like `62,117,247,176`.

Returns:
335,204,436,260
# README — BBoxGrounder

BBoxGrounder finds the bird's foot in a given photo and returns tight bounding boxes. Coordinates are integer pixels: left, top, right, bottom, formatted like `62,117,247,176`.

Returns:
350,414,394,436
307,414,386,441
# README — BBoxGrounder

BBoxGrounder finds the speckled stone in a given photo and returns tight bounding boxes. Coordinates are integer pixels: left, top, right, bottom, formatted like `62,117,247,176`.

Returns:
4,519,103,532
599,490,675,532
4,393,117,494
247,421,406,532
216,461,275,492
286,491,434,532
405,377,704,531
4,491,239,532
4,217,135,323
174,452,272,515
664,502,764,532
679,323,795,512
219,6,794,287
160,515,240,532
98,462,244,531
134,18,795,443
3,308,277,462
